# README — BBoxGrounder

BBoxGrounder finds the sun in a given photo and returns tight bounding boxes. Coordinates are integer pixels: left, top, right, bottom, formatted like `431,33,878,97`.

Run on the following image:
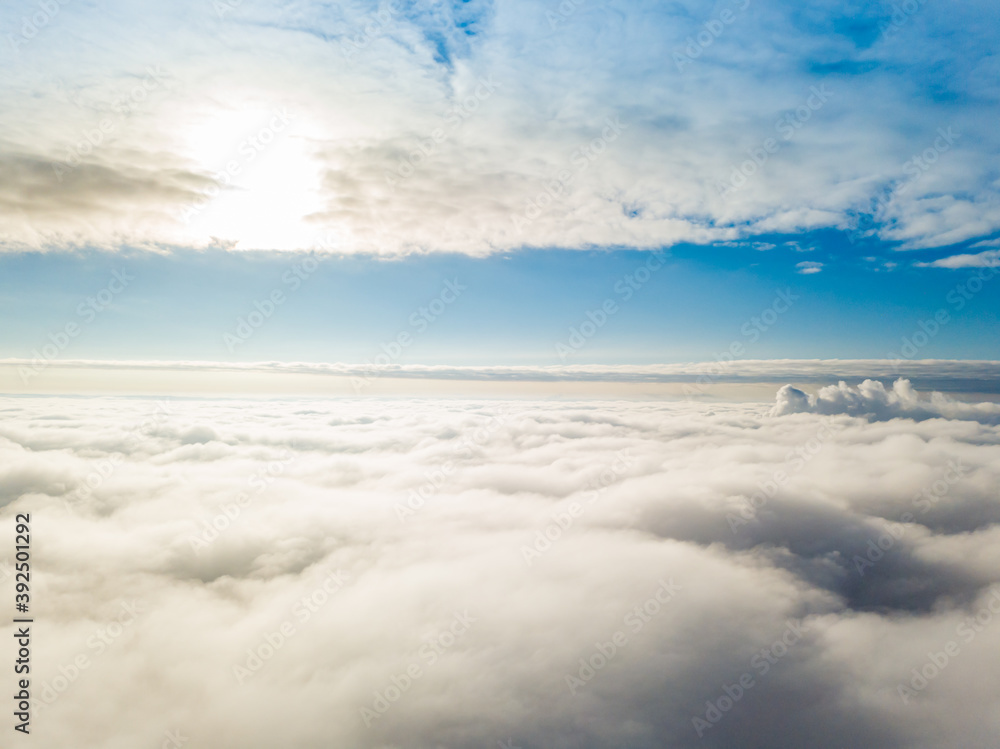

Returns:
177,104,328,250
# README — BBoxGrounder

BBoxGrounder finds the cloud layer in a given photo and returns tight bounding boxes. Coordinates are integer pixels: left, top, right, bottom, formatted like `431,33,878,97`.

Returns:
2,0,999,253
2,388,1000,747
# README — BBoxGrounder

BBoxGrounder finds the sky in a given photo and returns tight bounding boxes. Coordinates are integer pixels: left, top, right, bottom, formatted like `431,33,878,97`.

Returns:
0,240,998,369
4,3,1000,747
1,0,999,380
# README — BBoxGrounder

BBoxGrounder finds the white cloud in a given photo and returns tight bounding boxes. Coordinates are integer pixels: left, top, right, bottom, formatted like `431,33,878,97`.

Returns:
796,261,823,274
918,249,1000,269
1,0,999,253
772,378,1000,423
2,388,1000,746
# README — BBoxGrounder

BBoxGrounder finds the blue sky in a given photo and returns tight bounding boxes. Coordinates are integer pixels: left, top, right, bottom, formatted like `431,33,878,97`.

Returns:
1,233,997,366
1,0,999,370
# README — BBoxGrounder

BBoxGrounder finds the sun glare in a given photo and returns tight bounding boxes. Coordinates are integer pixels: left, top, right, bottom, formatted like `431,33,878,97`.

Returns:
179,105,327,250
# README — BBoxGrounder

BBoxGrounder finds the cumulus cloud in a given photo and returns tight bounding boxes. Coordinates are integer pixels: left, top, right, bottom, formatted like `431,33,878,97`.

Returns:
772,378,1000,423
2,389,999,747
